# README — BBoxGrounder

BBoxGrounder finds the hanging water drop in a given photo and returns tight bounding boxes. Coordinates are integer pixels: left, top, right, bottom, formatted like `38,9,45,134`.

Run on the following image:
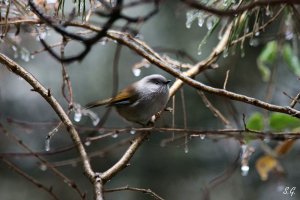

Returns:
223,48,229,58
112,133,118,138
84,140,91,146
197,12,205,27
255,31,260,36
20,48,30,62
130,129,136,135
74,112,82,122
206,16,215,30
40,163,48,171
184,145,189,153
241,164,249,176
45,138,51,152
200,134,205,140
92,117,100,126
132,68,141,77
249,38,259,47
241,50,245,58
100,38,108,45
186,10,197,29
12,45,17,52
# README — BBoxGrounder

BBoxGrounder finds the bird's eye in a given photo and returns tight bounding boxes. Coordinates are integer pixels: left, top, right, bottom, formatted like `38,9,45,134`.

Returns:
155,81,159,84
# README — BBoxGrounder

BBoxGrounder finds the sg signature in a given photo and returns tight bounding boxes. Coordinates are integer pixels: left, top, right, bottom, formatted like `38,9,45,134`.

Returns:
283,187,296,197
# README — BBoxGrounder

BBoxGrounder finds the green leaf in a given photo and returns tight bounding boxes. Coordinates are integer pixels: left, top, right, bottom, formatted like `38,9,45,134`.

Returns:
269,113,300,131
246,112,264,131
257,41,278,81
282,43,300,76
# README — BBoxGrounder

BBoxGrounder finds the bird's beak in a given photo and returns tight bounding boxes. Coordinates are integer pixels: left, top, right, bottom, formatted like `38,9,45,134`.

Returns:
165,80,171,85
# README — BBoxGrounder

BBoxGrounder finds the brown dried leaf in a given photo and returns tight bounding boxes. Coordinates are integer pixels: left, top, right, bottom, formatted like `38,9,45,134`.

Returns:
275,139,296,156
255,155,282,181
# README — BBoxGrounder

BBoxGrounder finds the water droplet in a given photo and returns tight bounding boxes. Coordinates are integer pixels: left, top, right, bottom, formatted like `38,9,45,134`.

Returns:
197,40,206,57
200,134,205,140
12,45,17,52
265,7,273,17
206,16,216,30
84,140,91,146
130,129,136,135
223,48,229,58
197,12,205,27
255,31,260,36
92,117,100,126
241,50,245,58
100,38,107,45
184,145,189,153
186,10,198,29
40,163,48,171
74,112,82,122
20,48,30,62
45,138,51,152
132,68,141,77
112,133,118,138
241,165,249,176
30,55,35,59
249,38,259,47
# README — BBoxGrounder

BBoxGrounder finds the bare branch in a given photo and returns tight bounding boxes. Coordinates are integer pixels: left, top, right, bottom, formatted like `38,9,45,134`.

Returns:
0,53,99,199
104,185,164,200
182,0,300,16
100,132,149,182
2,158,60,200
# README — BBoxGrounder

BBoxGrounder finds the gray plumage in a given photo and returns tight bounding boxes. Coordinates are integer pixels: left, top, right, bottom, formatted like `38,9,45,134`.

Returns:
86,74,170,124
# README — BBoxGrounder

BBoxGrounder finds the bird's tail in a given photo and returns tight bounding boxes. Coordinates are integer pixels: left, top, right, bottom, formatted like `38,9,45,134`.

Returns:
85,98,112,109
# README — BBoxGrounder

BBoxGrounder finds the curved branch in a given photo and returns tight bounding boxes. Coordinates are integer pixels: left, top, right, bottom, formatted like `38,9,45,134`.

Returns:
63,22,300,118
182,0,300,16
0,54,101,199
100,132,149,182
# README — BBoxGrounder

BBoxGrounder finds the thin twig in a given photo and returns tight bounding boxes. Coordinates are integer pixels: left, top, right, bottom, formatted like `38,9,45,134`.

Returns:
0,53,98,199
182,0,299,16
104,185,164,200
197,91,230,126
100,132,150,182
223,70,230,90
0,124,85,199
2,158,60,200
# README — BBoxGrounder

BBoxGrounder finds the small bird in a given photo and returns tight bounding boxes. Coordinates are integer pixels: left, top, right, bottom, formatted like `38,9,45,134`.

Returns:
85,74,170,125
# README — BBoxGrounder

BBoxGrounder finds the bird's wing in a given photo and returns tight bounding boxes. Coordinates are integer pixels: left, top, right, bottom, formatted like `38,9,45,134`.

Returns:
108,86,137,106
85,86,137,109
85,98,112,109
